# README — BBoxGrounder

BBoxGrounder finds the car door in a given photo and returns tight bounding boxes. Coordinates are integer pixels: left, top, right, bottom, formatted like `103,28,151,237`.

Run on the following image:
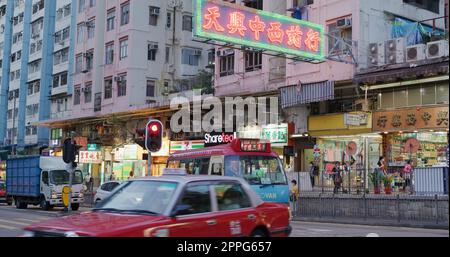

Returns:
212,182,259,237
168,182,219,237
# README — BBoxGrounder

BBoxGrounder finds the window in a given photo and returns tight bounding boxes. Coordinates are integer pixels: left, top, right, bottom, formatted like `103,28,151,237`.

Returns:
121,2,130,26
107,9,115,31
53,48,69,65
181,48,200,66
76,54,83,73
175,184,211,215
84,82,92,103
51,128,63,140
78,0,85,13
87,19,95,39
214,184,251,211
31,18,43,36
148,43,158,61
377,83,445,110
104,78,113,99
421,86,435,105
119,38,128,60
28,80,40,94
327,20,352,55
89,0,95,8
77,23,84,43
146,80,155,97
149,6,160,26
29,60,41,74
28,83,34,95
166,12,171,28
105,43,114,64
245,51,262,72
74,86,81,105
244,0,263,10
85,50,94,71
165,46,170,64
182,15,192,31
436,83,449,104
117,74,127,97
53,72,68,88
220,53,235,77
403,0,439,14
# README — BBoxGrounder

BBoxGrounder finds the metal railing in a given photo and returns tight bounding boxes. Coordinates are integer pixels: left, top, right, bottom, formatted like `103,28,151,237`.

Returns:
291,193,449,228
287,166,449,196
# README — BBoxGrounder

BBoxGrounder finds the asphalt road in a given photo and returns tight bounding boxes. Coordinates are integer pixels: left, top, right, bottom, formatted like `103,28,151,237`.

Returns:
0,204,448,237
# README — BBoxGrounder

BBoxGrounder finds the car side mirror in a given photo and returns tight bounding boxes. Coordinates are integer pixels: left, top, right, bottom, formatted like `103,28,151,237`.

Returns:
170,204,192,217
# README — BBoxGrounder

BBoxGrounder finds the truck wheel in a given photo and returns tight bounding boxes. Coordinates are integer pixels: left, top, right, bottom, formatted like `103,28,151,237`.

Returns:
251,229,269,237
16,199,27,209
71,203,80,211
7,197,12,206
40,198,50,211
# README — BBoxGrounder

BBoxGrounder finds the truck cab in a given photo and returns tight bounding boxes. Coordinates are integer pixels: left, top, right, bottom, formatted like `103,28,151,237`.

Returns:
6,156,85,211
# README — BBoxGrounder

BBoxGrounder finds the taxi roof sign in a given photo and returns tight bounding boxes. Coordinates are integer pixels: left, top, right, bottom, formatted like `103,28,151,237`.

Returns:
163,168,187,176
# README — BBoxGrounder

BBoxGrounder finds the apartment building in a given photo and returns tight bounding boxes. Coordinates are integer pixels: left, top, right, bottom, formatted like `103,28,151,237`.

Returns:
0,0,74,154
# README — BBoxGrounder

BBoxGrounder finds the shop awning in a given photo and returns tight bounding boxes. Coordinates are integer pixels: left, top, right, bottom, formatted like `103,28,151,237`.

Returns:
280,80,335,109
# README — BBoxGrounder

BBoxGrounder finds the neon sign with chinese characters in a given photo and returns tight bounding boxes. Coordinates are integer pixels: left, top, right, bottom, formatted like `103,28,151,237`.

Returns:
194,0,325,60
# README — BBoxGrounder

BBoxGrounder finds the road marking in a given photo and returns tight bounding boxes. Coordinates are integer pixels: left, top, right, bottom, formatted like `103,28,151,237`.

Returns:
0,220,30,226
0,224,18,230
16,218,43,223
307,228,333,232
366,233,380,237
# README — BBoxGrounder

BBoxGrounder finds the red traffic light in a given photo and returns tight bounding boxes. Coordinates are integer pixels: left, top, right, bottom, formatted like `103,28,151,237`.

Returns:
145,120,163,152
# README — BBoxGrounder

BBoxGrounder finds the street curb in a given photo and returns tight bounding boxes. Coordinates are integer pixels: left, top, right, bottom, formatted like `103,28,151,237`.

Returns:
292,217,450,230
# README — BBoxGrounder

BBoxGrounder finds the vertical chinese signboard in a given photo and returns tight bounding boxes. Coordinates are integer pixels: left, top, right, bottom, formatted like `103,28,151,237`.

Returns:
194,0,325,60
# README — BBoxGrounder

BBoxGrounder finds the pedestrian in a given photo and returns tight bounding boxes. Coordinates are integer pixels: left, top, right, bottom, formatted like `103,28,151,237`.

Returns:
403,160,413,193
290,179,299,215
332,162,343,194
309,162,316,188
109,174,115,181
128,171,135,180
377,156,387,176
84,172,92,192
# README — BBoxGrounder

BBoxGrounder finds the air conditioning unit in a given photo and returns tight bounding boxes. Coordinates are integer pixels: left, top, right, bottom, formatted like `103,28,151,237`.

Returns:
385,38,405,65
336,17,352,29
114,76,125,82
193,49,202,56
406,44,426,62
31,33,40,39
81,87,91,93
426,40,449,59
368,42,385,67
150,7,160,16
149,43,158,50
58,40,66,46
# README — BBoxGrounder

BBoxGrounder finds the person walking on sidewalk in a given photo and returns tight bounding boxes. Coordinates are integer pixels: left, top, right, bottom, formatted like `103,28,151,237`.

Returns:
332,162,343,194
290,179,299,216
403,160,413,193
309,162,317,189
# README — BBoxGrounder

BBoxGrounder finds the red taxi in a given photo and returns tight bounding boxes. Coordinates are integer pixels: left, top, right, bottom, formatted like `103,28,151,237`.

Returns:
22,172,291,237
0,180,6,203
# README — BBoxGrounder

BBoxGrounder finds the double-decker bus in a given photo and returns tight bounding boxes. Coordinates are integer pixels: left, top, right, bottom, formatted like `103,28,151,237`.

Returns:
167,139,289,204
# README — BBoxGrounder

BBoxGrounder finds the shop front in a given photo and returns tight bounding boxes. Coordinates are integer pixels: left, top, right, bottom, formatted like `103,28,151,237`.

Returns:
308,112,379,191
238,123,294,169
373,106,449,170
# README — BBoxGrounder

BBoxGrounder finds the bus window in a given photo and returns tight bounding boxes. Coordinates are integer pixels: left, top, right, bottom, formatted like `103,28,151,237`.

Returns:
224,155,287,185
168,160,180,169
212,163,223,176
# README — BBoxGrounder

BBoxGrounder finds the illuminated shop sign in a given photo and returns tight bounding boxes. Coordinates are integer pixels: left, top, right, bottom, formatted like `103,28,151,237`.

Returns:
194,0,325,60
204,132,237,147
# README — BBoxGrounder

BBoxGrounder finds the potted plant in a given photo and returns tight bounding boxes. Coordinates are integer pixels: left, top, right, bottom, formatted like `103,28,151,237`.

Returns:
368,172,381,194
383,175,394,195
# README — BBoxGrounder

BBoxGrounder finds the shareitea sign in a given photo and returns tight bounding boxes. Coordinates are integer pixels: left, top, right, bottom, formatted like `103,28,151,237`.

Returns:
204,132,237,147
194,0,325,60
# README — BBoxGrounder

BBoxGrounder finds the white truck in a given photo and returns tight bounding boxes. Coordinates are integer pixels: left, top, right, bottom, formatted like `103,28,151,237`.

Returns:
6,156,84,210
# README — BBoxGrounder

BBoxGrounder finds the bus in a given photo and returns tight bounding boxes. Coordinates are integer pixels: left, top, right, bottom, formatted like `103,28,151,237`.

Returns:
167,139,289,204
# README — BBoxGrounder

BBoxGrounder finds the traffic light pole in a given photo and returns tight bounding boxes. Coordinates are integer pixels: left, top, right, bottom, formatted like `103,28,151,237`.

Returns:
68,136,74,213
147,152,152,177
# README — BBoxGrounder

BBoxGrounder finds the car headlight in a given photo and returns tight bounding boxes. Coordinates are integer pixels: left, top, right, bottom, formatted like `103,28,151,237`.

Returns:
21,231,35,237
78,193,84,198
51,193,58,199
64,231,80,237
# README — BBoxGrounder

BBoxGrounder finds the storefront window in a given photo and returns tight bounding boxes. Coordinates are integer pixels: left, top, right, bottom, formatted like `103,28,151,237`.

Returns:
436,83,449,104
408,86,421,106
379,91,394,109
421,86,436,105
394,88,407,108
387,132,448,168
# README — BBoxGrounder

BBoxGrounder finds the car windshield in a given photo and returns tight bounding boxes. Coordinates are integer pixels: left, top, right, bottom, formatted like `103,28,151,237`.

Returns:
50,170,83,185
96,181,178,215
225,155,287,185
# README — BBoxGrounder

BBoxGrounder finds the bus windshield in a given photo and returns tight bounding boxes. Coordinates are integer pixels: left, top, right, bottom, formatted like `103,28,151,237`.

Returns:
224,156,287,185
